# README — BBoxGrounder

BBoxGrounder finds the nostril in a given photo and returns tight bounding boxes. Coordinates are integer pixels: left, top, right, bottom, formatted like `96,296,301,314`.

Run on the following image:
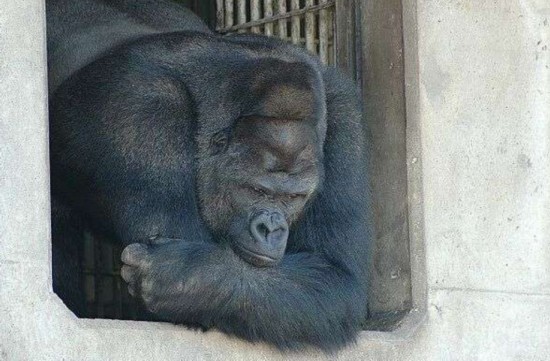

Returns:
250,214,270,243
257,223,269,239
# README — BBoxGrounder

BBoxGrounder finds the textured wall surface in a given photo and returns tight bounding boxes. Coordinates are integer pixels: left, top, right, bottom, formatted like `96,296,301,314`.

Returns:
1,0,549,360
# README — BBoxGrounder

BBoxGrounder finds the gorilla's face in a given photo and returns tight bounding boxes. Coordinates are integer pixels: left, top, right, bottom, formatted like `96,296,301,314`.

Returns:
198,116,322,267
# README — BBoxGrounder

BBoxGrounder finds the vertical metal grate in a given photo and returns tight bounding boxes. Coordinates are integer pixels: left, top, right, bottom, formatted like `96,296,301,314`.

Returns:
216,0,336,65
82,233,144,319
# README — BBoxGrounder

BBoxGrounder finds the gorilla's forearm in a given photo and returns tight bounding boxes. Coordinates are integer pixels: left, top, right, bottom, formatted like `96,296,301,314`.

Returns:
121,240,366,351
212,252,365,351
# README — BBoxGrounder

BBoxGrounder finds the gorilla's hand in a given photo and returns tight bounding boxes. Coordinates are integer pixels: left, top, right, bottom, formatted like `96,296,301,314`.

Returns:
120,239,241,319
120,242,151,298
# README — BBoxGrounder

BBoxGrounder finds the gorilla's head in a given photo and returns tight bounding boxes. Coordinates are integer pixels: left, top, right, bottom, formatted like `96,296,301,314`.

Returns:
196,58,326,267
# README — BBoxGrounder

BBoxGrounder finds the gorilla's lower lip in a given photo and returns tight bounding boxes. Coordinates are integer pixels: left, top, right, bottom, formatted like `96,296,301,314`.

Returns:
234,245,280,267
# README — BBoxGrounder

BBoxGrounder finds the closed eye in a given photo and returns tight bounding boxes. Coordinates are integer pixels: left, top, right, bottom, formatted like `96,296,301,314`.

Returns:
287,193,306,200
246,185,270,197
245,185,306,201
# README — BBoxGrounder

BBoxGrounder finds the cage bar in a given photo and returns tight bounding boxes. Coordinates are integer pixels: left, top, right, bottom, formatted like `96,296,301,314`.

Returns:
305,0,316,53
93,234,104,317
276,0,287,39
327,6,334,64
112,243,123,318
319,0,329,63
251,0,261,33
225,0,234,27
237,0,247,32
263,0,273,36
216,0,224,28
290,0,300,45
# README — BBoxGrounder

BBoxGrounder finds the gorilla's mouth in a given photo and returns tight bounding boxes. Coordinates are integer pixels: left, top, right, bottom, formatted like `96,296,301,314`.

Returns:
233,244,281,267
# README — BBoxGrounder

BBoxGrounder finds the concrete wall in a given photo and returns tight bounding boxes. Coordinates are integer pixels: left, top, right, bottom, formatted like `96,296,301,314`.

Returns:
0,0,549,360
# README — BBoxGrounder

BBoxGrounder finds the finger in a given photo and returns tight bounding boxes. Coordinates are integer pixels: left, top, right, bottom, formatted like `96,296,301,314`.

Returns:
148,236,182,246
127,283,137,297
120,264,137,284
121,243,149,266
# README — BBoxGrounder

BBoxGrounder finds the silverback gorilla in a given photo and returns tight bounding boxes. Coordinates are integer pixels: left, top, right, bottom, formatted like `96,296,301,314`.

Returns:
48,0,371,352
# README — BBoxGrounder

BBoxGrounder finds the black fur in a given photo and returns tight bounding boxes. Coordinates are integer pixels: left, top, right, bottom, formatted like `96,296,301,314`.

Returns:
48,0,371,353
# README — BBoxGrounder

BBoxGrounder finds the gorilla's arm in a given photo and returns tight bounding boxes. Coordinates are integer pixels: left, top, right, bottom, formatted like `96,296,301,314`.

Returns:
122,240,364,352
121,68,371,352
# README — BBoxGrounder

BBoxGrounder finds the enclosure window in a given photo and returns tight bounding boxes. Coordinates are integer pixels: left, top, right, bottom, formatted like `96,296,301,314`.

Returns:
76,0,415,332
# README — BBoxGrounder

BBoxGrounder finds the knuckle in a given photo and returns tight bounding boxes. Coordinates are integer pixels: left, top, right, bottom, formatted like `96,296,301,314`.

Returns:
121,243,149,265
142,293,157,311
141,278,155,295
120,265,134,282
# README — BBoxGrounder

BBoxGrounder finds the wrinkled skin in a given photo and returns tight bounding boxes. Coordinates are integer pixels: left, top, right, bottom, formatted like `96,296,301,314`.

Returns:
48,0,371,353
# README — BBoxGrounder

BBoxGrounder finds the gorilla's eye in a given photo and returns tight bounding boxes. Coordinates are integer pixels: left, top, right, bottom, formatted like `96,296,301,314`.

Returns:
245,185,273,199
210,129,230,155
252,186,269,196
287,193,307,200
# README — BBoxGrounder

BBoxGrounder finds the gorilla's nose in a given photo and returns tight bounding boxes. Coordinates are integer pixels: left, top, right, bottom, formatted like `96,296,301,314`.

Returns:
250,210,289,249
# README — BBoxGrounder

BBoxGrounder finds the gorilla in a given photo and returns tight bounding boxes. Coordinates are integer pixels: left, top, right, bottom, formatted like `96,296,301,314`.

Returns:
47,0,371,352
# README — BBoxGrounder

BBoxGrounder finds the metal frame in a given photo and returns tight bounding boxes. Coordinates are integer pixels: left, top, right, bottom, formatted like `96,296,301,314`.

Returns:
215,0,337,65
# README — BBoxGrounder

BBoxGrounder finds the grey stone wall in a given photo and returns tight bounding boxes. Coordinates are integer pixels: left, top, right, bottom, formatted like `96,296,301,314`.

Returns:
0,0,549,360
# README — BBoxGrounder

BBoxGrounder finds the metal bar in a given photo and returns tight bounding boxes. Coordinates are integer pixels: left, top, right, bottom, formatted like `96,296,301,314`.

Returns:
93,235,104,318
113,246,123,318
216,0,224,29
225,0,234,28
319,0,329,63
290,0,300,45
193,0,200,18
264,0,273,36
250,0,261,33
82,232,94,317
327,5,334,64
305,0,316,53
237,0,246,32
277,0,287,39
218,1,335,33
